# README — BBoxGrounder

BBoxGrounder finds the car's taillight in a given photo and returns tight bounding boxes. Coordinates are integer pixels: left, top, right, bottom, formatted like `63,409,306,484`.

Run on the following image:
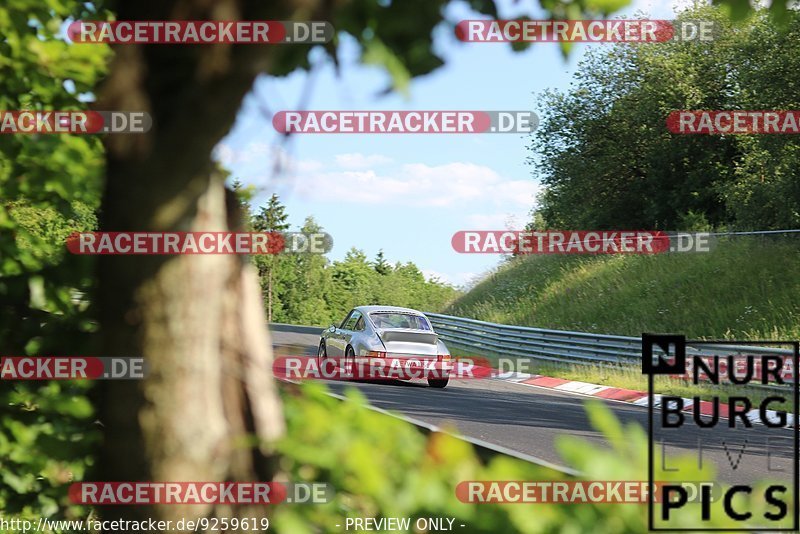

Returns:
366,351,387,358
438,354,451,362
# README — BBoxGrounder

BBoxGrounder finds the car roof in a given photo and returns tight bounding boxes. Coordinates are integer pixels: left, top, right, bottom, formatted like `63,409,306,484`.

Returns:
355,305,425,315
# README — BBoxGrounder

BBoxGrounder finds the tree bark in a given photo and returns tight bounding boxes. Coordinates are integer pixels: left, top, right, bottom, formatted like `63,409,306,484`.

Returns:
94,0,307,529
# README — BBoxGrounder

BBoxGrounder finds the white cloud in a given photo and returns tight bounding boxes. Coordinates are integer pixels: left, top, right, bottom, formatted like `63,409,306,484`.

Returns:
213,141,270,166
293,158,324,173
215,143,324,191
335,153,393,169
285,160,540,209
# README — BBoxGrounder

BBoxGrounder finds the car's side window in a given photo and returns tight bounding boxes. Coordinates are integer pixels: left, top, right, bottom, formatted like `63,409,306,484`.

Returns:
354,316,365,331
415,316,432,331
339,310,355,329
343,311,361,330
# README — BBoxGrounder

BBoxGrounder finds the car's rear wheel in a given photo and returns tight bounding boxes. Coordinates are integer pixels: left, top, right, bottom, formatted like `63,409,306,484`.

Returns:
428,377,449,389
344,346,355,375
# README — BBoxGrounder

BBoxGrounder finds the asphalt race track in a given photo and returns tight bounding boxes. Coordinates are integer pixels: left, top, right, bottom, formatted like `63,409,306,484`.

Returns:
271,327,796,487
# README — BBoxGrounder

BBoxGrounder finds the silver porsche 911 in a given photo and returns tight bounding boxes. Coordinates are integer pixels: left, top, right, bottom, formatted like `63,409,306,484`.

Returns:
318,305,452,388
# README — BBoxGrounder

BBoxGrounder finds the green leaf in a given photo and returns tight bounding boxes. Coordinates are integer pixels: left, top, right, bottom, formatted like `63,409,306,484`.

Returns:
362,38,412,96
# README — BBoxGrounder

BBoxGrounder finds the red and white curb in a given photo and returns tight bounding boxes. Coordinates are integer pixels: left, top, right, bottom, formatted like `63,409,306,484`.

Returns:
493,371,795,428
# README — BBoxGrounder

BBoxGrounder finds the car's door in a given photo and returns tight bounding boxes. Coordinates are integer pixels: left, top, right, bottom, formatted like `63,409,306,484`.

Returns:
339,311,361,355
328,310,354,357
340,310,362,354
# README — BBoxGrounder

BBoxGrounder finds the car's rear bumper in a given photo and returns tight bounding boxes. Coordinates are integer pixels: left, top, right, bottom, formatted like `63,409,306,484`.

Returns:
350,356,454,379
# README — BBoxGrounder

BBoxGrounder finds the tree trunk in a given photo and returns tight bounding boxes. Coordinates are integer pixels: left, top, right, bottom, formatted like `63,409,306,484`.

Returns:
95,0,296,529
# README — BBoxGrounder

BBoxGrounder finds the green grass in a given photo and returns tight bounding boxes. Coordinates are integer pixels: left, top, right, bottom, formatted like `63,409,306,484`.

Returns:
445,238,799,407
451,347,794,411
447,238,800,341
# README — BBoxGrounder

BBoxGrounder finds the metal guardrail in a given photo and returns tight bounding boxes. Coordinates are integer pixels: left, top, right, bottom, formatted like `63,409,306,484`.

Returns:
269,323,325,336
267,316,794,387
424,312,795,372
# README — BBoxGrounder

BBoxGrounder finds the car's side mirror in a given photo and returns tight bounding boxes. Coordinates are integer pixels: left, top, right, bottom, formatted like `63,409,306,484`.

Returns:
328,324,336,332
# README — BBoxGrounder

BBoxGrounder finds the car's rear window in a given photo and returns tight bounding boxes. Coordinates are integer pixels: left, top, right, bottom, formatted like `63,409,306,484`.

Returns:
369,312,431,331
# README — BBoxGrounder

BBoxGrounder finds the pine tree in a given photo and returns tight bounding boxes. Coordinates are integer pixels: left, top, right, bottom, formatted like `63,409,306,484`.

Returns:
253,194,290,233
252,194,291,322
373,249,391,275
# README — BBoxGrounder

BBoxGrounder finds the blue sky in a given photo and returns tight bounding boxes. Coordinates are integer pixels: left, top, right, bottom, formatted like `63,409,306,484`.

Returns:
214,0,686,287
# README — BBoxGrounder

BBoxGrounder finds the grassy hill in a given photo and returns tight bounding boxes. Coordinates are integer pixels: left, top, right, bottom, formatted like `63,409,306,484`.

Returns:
446,238,800,341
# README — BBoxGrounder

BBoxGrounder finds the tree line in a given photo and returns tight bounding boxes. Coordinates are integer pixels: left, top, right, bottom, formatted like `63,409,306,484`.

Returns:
530,6,800,231
236,183,459,327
